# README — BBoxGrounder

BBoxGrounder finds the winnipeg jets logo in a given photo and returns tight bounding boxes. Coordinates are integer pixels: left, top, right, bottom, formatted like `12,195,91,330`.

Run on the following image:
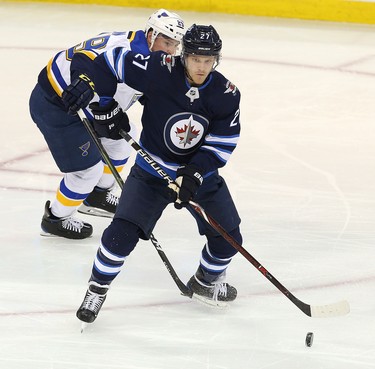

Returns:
164,113,209,155
161,54,175,73
175,117,201,147
224,80,237,95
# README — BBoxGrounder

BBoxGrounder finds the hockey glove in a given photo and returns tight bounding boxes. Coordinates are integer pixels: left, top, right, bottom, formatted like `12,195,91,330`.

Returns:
174,165,204,209
89,100,130,140
62,73,95,115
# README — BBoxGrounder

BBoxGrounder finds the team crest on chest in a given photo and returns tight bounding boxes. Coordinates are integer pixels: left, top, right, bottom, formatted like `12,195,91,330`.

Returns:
164,112,209,155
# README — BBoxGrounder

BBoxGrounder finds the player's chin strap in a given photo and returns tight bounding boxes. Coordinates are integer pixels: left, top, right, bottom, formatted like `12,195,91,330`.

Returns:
119,129,350,318
77,110,192,297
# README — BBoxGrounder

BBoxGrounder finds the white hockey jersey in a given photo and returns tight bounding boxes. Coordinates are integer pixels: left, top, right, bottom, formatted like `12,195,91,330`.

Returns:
40,30,147,115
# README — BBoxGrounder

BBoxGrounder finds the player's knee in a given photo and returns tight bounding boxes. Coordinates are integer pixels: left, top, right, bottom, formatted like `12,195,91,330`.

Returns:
101,218,140,256
229,227,242,245
207,226,242,259
66,161,104,188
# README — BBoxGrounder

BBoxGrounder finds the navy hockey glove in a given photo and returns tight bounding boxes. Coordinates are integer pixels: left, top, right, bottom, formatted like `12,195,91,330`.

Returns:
62,73,95,115
174,165,204,209
89,100,130,140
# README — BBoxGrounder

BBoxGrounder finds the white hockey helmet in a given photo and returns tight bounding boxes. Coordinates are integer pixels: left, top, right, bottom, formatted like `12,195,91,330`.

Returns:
145,9,185,50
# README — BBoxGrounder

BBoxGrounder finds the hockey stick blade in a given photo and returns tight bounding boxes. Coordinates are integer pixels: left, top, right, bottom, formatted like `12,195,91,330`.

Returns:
119,130,350,318
190,201,350,318
290,293,350,318
309,300,350,318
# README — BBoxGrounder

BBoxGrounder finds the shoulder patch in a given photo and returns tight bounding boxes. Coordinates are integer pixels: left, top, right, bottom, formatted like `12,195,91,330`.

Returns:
224,80,238,96
160,54,175,73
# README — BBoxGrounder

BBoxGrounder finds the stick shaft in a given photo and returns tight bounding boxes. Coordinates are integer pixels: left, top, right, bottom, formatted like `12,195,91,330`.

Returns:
120,129,350,317
78,110,124,188
77,112,191,297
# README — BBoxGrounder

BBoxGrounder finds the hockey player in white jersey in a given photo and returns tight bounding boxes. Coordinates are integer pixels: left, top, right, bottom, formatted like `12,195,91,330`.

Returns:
29,9,185,239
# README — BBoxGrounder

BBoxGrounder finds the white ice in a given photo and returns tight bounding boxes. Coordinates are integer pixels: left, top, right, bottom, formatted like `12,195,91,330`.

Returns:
1,2,375,368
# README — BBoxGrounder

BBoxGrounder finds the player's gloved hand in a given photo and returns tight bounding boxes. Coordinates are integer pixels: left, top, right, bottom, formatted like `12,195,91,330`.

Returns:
174,165,203,209
62,73,95,115
89,100,130,140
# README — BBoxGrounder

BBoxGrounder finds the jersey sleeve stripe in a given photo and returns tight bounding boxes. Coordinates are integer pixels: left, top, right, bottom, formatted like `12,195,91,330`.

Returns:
117,49,130,83
46,53,67,97
128,31,136,42
204,133,239,146
200,145,233,163
75,50,97,60
103,49,118,79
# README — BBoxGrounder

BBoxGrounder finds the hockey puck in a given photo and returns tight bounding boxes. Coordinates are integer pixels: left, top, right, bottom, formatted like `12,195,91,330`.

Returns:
305,332,314,347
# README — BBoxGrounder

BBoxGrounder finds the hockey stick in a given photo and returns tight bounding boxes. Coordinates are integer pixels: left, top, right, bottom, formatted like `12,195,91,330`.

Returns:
120,129,350,318
77,110,192,297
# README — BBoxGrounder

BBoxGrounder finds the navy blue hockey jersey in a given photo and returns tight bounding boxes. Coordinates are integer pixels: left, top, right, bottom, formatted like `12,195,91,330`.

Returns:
94,50,241,179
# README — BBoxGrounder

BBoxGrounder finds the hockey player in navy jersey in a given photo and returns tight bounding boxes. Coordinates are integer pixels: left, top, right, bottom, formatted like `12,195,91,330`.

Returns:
29,9,185,239
73,24,242,322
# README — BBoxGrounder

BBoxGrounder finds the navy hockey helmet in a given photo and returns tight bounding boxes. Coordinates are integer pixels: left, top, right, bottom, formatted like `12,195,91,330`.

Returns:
181,24,222,68
182,24,222,56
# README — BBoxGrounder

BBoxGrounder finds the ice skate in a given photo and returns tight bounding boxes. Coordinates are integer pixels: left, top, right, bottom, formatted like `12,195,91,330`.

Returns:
76,282,109,324
78,186,119,218
41,200,93,239
187,271,237,308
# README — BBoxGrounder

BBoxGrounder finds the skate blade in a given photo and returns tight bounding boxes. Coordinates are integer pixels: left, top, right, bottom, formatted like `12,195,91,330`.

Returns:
78,204,114,218
40,230,59,237
40,230,92,239
192,293,229,309
80,322,88,333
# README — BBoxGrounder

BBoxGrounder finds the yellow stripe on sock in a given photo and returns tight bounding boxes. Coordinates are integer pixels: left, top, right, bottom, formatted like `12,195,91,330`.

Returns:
103,165,124,174
56,191,84,207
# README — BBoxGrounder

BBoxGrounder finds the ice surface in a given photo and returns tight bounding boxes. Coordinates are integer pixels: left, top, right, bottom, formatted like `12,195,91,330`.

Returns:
1,3,375,368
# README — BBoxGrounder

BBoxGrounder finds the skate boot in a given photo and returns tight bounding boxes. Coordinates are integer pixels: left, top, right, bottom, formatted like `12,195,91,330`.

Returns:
41,201,93,239
187,269,237,308
78,186,119,218
76,281,109,323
